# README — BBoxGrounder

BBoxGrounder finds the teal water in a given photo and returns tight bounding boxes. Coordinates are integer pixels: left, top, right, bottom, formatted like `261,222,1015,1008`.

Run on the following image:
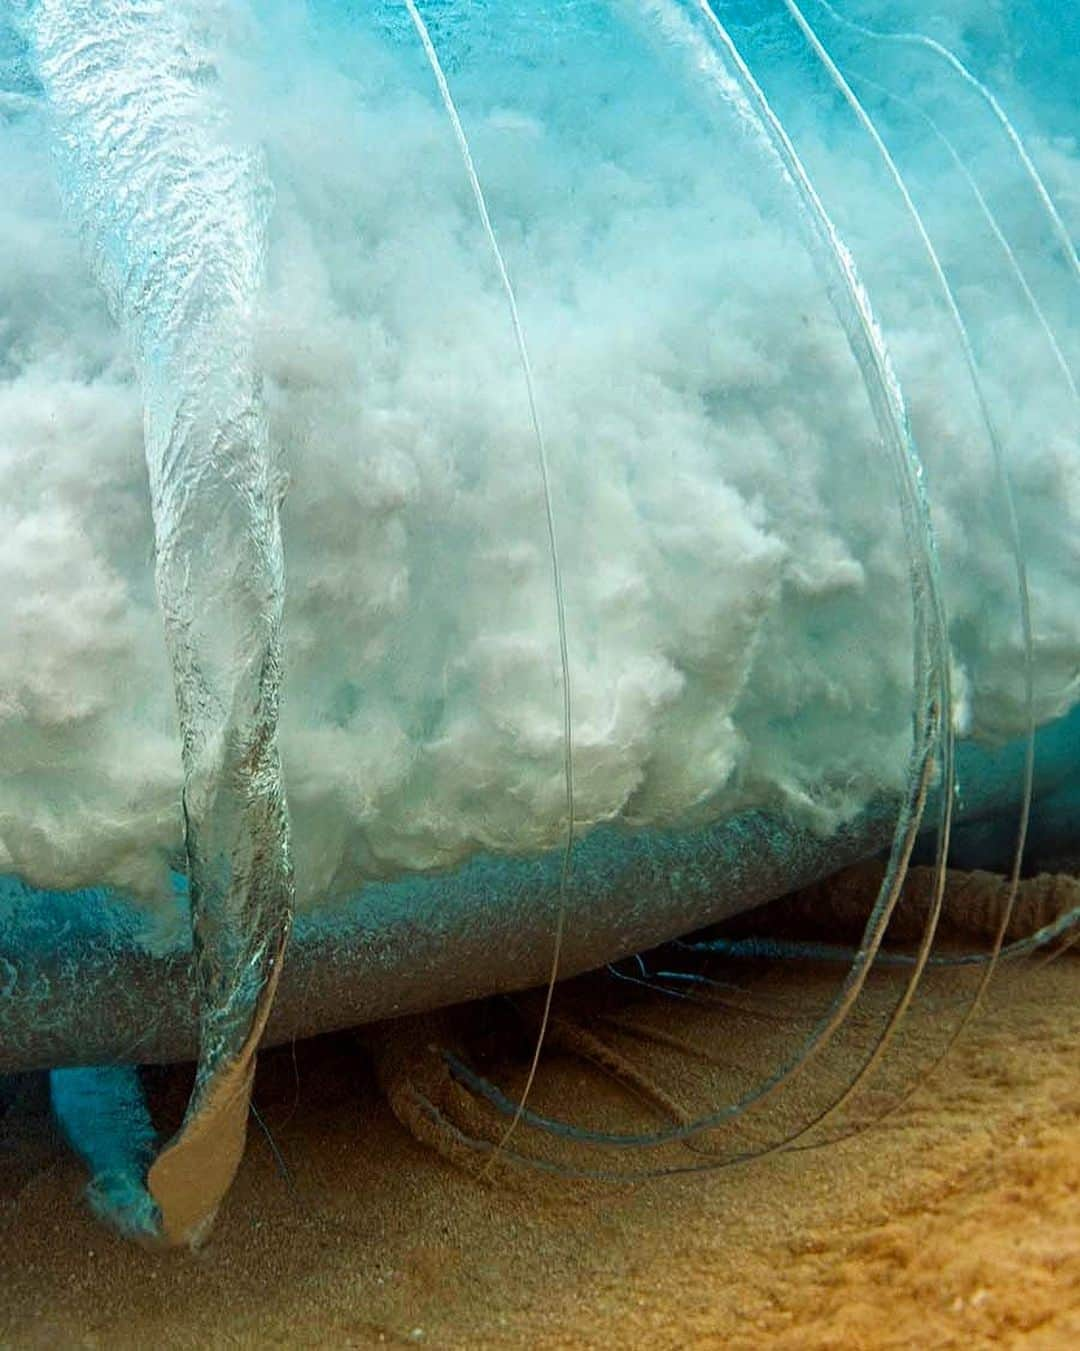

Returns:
0,1,1077,1241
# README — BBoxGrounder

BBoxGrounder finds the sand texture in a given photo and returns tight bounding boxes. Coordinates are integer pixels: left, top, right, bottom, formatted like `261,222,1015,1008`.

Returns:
1,938,1077,1349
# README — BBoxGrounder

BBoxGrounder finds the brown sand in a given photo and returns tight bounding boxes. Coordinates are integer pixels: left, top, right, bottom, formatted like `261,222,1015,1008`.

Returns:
1,950,1076,1349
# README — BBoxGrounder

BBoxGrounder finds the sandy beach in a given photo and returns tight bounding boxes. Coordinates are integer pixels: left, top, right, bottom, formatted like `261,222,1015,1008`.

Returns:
1,931,1077,1349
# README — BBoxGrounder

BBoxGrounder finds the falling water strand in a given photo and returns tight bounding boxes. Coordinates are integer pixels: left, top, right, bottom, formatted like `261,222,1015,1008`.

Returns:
783,2,1044,1134
848,73,1078,400
424,0,952,1157
812,0,1080,291
27,0,293,1246
401,0,575,1168
776,0,1033,1133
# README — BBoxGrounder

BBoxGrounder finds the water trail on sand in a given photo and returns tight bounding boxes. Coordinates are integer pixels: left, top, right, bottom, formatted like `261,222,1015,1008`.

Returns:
401,0,575,1167
26,0,293,1245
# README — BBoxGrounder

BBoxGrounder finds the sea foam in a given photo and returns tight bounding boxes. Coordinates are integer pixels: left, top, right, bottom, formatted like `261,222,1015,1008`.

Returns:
1,0,1077,908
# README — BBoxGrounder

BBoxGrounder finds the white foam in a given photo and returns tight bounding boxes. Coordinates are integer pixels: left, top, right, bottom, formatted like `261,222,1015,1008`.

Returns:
1,2,1077,905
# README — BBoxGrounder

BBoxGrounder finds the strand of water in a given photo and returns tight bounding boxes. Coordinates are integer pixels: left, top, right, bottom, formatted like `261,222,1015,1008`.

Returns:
401,0,575,1166
776,0,1032,1140
25,0,294,1245
427,0,954,1154
812,0,1080,290
848,72,1078,400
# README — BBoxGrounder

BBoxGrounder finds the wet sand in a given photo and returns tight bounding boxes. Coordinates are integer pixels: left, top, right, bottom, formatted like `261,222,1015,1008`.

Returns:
1,944,1077,1348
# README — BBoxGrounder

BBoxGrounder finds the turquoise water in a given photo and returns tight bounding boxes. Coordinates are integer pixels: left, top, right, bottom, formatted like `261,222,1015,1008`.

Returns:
1,1,1077,1241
